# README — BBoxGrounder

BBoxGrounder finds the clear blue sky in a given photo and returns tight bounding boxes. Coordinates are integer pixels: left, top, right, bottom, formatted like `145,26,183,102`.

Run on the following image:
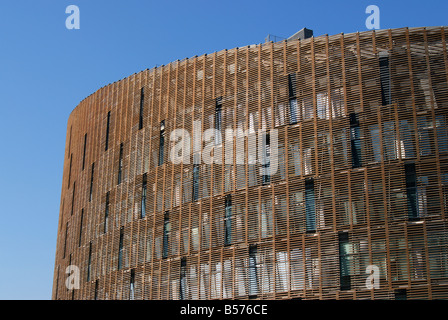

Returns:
0,0,446,300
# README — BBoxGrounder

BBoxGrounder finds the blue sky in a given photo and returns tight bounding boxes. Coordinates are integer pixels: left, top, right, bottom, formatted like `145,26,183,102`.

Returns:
0,0,446,300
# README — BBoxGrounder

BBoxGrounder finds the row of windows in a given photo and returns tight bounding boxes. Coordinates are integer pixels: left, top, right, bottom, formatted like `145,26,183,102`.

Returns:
76,235,413,300
68,50,444,216
66,164,430,262
64,159,434,263
75,52,387,189
68,48,445,200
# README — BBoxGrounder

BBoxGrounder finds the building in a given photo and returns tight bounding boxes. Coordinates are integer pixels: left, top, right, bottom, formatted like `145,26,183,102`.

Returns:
53,26,448,300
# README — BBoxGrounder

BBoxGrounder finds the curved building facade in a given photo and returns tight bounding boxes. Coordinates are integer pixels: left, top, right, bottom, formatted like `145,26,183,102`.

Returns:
53,27,448,300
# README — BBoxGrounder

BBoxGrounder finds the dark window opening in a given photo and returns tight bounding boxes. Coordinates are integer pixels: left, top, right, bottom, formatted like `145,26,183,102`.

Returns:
350,113,362,168
118,143,123,185
215,97,222,145
180,258,187,300
71,182,76,216
94,280,99,300
248,245,258,297
394,289,407,300
89,163,95,202
118,227,124,270
288,73,298,124
158,121,165,166
105,111,111,151
104,192,110,234
139,87,145,130
78,209,84,247
405,163,418,220
82,133,87,171
129,269,135,300
224,195,232,246
162,212,170,258
261,133,271,185
305,178,316,232
141,173,147,219
192,164,200,202
338,232,351,290
379,53,391,106
288,73,297,98
87,242,92,281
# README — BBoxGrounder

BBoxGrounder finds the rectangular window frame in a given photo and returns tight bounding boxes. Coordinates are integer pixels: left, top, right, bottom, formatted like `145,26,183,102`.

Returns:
338,232,351,290
162,212,170,258
118,227,124,270
158,121,165,166
118,143,123,185
139,87,145,130
305,178,316,233
141,173,147,219
105,111,111,151
224,195,232,246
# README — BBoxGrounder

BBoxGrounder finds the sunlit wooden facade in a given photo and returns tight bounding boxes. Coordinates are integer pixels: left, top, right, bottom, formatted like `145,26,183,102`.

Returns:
53,27,448,300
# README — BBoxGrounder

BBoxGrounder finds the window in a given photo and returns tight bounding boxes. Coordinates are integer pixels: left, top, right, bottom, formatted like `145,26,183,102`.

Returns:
192,164,200,202
288,73,297,98
379,52,391,106
248,245,258,296
118,143,123,185
289,98,298,124
82,133,87,171
139,87,145,130
261,132,271,185
405,163,418,220
105,111,111,151
162,212,170,258
78,209,84,247
87,242,92,281
129,269,135,300
94,280,99,300
180,258,187,300
338,232,351,290
158,121,165,166
305,179,316,232
118,227,124,270
288,74,298,124
104,192,110,234
383,121,398,160
369,124,381,162
436,115,448,154
224,195,232,246
215,97,222,145
141,174,147,219
350,113,362,168
71,182,76,216
89,163,95,202
399,120,416,159
394,289,407,300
